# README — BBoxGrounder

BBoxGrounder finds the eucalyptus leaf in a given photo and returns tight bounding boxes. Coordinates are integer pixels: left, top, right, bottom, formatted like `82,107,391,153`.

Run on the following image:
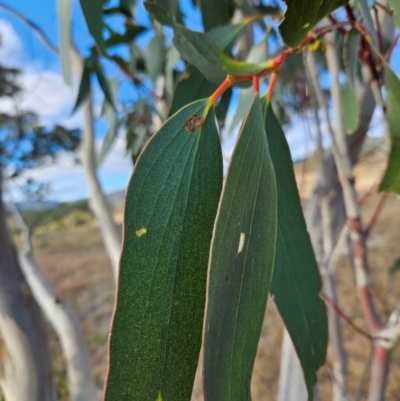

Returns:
72,57,92,113
200,0,235,31
343,28,361,89
204,97,277,401
145,34,165,84
104,99,223,401
357,0,378,45
92,54,116,110
57,0,73,86
341,82,360,134
390,0,400,27
263,100,328,400
279,0,348,47
79,0,107,53
105,25,146,47
379,65,400,194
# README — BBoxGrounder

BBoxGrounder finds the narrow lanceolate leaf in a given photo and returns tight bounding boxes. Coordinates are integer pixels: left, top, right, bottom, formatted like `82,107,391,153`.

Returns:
92,55,116,110
104,99,223,401
379,65,400,194
145,3,267,85
204,97,277,401
145,34,165,84
343,28,361,89
57,0,73,86
262,100,328,400
200,0,235,31
279,0,348,47
72,57,92,113
105,25,146,47
169,21,250,116
390,0,400,27
341,82,359,134
357,0,378,46
79,0,107,53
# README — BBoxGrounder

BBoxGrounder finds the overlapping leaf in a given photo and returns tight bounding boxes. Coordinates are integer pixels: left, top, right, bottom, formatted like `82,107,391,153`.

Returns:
104,99,223,401
204,97,277,401
379,65,400,194
200,0,235,31
341,82,359,134
343,28,361,89
279,0,348,47
79,0,107,53
57,0,73,86
145,3,268,85
390,0,400,27
262,100,328,400
145,34,165,84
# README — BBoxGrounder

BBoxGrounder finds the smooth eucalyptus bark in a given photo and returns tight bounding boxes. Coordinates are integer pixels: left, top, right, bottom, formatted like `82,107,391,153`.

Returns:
0,167,55,401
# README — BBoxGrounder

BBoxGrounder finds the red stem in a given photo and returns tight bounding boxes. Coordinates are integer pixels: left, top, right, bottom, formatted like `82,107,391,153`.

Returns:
367,346,391,401
252,76,260,95
365,194,387,237
321,292,373,341
266,73,278,103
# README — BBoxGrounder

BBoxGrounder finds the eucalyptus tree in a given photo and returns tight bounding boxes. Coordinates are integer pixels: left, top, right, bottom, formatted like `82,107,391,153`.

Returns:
70,0,400,400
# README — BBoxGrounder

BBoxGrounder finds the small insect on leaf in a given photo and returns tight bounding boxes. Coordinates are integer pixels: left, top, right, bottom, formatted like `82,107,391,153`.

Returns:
185,113,205,132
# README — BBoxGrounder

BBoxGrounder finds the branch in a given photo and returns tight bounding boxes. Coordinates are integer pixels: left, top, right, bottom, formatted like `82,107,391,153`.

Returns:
0,2,58,53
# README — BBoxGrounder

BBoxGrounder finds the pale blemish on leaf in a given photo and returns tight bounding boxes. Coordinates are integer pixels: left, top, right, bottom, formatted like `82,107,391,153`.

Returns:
156,392,163,401
136,228,147,237
238,232,245,253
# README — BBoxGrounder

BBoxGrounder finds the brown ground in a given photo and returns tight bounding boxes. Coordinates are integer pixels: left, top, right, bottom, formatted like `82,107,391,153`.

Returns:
32,154,400,401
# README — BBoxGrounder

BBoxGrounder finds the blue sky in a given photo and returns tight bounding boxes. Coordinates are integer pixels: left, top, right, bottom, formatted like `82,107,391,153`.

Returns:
0,0,398,202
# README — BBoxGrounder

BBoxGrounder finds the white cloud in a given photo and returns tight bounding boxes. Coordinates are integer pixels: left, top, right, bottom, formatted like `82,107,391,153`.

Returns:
0,18,134,202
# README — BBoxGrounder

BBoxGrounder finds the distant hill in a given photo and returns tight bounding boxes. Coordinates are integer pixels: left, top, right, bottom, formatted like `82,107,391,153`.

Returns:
6,200,59,212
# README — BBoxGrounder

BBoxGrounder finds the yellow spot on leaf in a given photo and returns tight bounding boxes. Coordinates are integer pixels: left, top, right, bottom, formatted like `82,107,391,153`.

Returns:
136,228,147,237
156,392,163,401
238,232,245,253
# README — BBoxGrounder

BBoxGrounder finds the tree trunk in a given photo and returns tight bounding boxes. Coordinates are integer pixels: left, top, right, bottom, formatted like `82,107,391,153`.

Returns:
9,201,97,401
70,48,122,280
0,167,55,401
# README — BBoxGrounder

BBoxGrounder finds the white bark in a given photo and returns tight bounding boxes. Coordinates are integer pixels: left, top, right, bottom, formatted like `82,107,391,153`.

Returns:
0,168,55,401
9,200,97,401
17,251,98,401
277,330,308,401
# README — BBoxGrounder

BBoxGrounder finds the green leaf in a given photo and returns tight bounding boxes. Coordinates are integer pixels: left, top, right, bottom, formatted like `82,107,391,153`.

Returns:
389,258,400,275
379,65,400,194
92,54,116,110
72,57,92,113
204,96,277,401
262,100,328,400
169,65,217,117
168,20,252,117
357,0,378,46
173,24,266,84
79,0,107,53
57,0,73,86
209,21,248,52
120,0,136,17
279,0,348,47
343,28,361,89
390,0,400,27
228,40,268,134
200,0,235,31
145,34,165,84
144,2,175,27
98,80,119,165
341,82,360,134
105,25,146,47
153,0,184,23
165,45,181,99
145,3,267,84
104,99,223,401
